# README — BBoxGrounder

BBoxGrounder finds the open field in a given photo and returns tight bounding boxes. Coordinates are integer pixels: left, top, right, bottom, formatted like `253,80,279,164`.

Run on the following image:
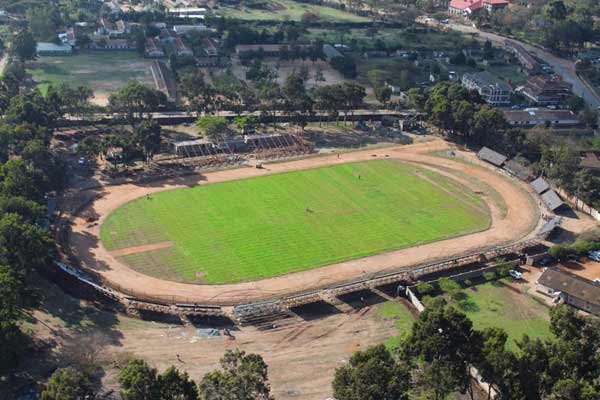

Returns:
217,0,369,22
28,52,155,105
101,160,490,284
67,141,539,304
451,281,551,349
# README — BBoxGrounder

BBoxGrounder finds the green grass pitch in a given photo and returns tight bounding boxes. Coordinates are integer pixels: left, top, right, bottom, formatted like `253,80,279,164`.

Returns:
100,160,490,284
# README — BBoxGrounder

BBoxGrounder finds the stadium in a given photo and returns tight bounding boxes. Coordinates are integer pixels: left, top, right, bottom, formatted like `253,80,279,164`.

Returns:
64,140,541,309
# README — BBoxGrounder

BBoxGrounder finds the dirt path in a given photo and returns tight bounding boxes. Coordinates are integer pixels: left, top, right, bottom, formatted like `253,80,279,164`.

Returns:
65,139,541,304
111,241,174,257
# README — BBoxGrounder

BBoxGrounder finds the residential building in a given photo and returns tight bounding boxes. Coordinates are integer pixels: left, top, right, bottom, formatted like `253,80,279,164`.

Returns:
448,0,507,16
159,28,177,44
483,0,508,12
461,71,512,106
175,37,194,57
59,27,78,47
145,38,165,58
503,108,580,127
36,42,73,56
168,7,207,19
504,40,540,74
537,268,600,314
203,38,218,57
173,24,207,34
234,44,304,56
519,75,572,105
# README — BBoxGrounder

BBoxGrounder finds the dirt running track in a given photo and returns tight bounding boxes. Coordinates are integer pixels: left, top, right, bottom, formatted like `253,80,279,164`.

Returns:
66,140,541,305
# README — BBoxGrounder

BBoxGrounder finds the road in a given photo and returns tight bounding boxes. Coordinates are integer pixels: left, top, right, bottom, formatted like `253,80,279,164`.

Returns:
433,20,600,109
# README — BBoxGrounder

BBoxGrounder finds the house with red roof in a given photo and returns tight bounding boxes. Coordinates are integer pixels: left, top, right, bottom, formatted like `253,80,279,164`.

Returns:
448,0,508,17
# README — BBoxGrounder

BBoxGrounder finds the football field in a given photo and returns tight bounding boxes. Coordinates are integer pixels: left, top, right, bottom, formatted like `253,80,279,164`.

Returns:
100,160,490,284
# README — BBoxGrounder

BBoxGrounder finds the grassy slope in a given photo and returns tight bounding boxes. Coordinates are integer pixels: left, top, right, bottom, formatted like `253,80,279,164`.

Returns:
454,282,552,350
218,0,369,22
101,160,490,284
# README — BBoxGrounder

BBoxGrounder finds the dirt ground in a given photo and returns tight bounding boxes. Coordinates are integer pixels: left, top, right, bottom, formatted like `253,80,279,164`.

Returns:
104,305,396,399
558,260,600,281
23,277,405,400
63,139,542,305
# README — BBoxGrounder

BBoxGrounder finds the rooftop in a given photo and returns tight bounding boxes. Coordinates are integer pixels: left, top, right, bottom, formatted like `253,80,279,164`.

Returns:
530,177,550,194
477,146,507,167
463,71,512,92
538,268,600,306
541,189,564,211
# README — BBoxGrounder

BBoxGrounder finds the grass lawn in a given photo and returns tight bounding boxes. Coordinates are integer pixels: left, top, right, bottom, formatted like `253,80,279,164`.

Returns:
218,0,369,22
28,52,155,103
377,301,415,349
449,281,552,349
101,160,490,284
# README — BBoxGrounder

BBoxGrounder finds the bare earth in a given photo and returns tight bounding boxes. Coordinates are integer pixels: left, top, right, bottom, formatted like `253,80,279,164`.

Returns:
102,305,398,400
110,241,174,257
65,139,540,304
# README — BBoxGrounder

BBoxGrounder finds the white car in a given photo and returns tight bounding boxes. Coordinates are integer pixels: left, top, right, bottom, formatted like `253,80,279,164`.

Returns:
78,157,86,166
589,251,600,262
509,270,523,279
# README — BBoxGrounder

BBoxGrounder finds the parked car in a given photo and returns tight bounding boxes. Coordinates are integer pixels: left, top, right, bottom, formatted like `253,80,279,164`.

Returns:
78,157,86,166
509,270,523,279
589,251,600,262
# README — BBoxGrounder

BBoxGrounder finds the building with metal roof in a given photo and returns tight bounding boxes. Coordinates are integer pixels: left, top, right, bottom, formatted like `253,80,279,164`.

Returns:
538,216,562,239
36,42,73,55
530,177,550,194
541,190,564,211
477,146,507,167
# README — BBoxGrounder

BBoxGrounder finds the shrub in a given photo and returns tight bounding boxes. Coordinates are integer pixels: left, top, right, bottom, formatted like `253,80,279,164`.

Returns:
415,282,434,296
483,271,496,281
438,277,461,294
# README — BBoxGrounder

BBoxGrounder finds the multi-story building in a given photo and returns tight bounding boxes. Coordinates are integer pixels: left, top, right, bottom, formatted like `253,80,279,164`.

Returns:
461,71,512,106
519,75,572,105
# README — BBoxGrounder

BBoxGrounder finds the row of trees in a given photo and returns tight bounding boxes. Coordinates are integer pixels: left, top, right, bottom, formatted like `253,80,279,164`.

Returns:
333,301,600,400
41,349,273,400
0,86,70,371
183,70,367,132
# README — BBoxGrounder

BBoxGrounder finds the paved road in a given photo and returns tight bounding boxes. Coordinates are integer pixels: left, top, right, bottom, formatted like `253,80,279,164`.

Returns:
443,21,600,109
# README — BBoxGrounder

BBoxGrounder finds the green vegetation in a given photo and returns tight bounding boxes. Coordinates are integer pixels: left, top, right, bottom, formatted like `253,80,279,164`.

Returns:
28,53,155,99
377,301,415,349
101,160,489,284
217,0,369,22
447,281,552,349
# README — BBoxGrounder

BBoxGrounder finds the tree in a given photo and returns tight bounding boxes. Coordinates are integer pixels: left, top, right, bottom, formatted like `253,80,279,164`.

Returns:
41,367,95,400
158,366,198,400
180,70,215,115
330,56,357,79
108,81,167,123
46,84,94,118
374,85,392,107
333,345,410,400
27,7,62,41
198,350,273,400
407,300,481,400
11,30,36,62
196,115,229,140
119,358,159,400
134,120,162,162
